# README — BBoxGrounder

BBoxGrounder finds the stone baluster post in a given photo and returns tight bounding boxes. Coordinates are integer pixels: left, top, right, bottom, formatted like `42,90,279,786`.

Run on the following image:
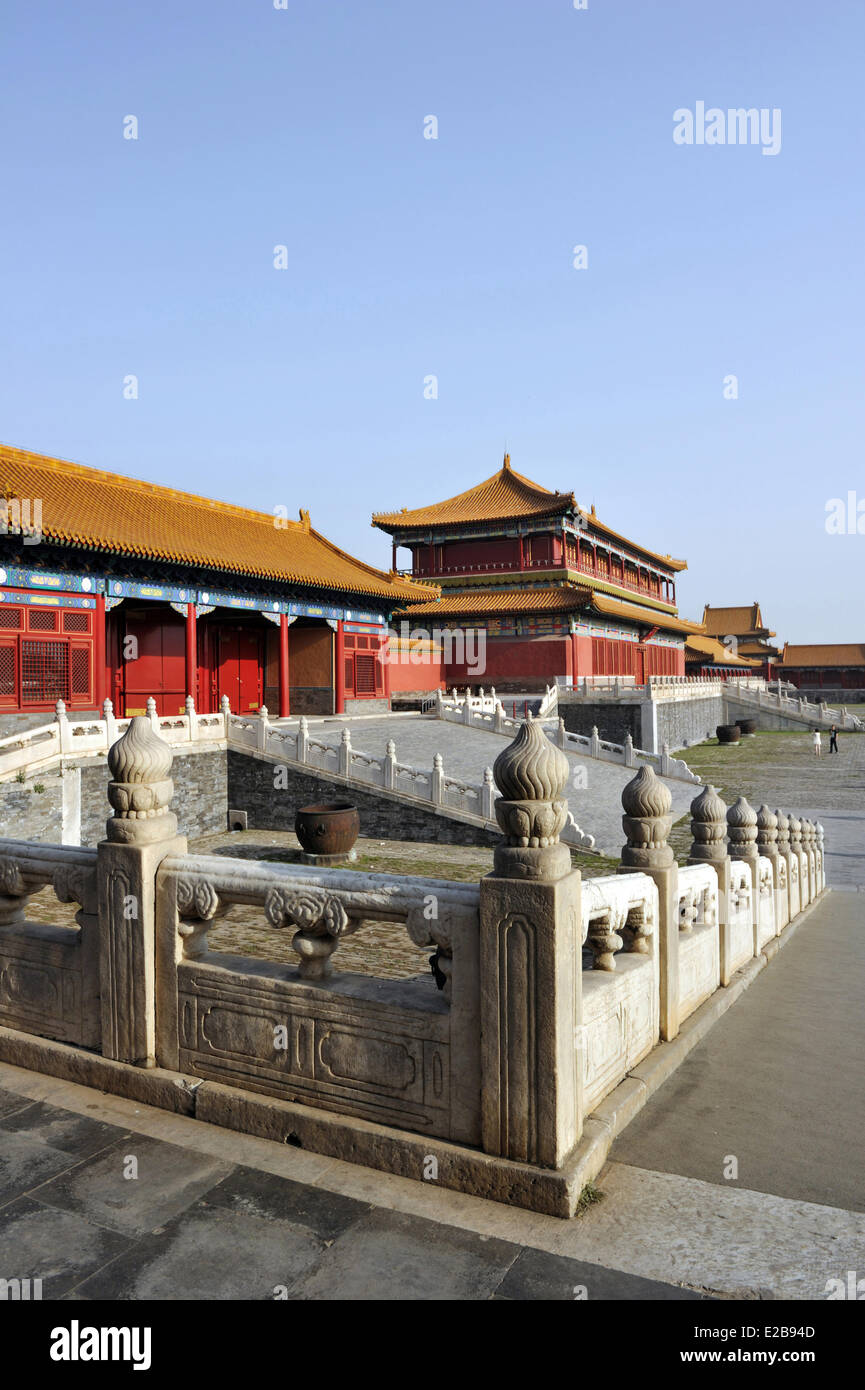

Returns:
816,822,826,891
297,715,309,764
185,694,196,742
803,820,816,901
257,705,269,753
623,733,636,768
774,810,794,921
220,694,230,735
383,739,397,791
97,717,187,1066
494,701,506,734
479,719,582,1168
618,765,679,1039
756,805,783,929
557,717,567,750
687,785,734,984
146,696,159,732
727,797,760,955
788,814,806,907
589,725,601,759
102,698,118,748
431,753,444,805
56,698,72,755
338,727,351,778
481,767,495,820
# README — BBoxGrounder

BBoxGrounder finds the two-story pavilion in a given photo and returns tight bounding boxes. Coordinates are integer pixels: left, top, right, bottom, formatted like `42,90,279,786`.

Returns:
700,603,781,675
0,444,433,720
373,454,698,691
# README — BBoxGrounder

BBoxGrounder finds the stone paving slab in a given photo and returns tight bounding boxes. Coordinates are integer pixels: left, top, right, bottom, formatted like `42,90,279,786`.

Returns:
2,1054,861,1299
0,1075,710,1301
303,714,695,853
610,891,865,1211
28,1134,234,1237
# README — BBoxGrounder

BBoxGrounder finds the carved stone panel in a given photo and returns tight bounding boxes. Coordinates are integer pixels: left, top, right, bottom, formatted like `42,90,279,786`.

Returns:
176,958,452,1138
0,927,91,1045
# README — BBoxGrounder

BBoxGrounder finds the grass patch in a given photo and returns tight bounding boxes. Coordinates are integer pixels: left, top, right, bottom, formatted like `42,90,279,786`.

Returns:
575,1180,604,1215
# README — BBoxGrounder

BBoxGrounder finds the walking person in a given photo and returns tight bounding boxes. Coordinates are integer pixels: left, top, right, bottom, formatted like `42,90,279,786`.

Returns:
813,727,822,757
829,724,839,753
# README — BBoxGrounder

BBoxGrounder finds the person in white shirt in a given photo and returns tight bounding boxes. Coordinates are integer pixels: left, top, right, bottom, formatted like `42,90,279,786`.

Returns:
813,728,822,757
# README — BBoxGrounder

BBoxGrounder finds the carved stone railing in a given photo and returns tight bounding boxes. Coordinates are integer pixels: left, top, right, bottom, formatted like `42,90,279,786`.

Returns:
0,839,100,1047
155,853,481,1144
427,691,700,784
227,711,597,850
676,862,720,1023
0,696,228,781
0,706,833,1220
726,679,864,731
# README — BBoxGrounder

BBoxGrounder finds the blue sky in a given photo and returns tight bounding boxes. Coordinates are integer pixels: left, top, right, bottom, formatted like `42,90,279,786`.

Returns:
1,1,862,641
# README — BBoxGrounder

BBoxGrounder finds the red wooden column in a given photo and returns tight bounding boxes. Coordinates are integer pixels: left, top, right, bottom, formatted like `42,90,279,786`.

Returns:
185,603,197,705
334,620,346,714
278,612,290,717
94,592,107,710
381,626,392,708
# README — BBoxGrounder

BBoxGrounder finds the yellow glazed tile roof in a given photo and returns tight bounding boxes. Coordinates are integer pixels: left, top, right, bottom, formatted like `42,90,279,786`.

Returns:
589,593,702,637
373,455,574,528
685,634,760,667
373,455,687,573
779,643,865,668
395,585,698,636
0,443,436,604
394,587,594,617
702,603,774,637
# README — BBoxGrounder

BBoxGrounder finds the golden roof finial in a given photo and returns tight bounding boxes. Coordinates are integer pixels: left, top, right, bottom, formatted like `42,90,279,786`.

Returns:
299,507,310,531
503,451,511,472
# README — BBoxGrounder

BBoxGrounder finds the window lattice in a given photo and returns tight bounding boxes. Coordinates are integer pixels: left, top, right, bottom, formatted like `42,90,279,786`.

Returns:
63,610,90,633
70,647,90,696
354,653,376,695
0,646,16,696
28,609,59,631
22,640,69,704
0,608,22,629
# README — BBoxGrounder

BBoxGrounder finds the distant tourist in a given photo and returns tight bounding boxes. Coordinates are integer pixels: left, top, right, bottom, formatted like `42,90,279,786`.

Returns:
829,725,839,753
813,728,822,757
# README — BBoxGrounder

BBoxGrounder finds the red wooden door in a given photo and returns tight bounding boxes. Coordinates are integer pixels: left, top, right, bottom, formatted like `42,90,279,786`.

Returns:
218,628,264,712
122,610,186,716
633,646,645,684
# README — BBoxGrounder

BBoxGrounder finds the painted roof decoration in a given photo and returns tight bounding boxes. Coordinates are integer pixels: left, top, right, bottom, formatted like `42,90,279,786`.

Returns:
373,453,687,572
779,643,865,668
702,603,775,638
0,443,436,604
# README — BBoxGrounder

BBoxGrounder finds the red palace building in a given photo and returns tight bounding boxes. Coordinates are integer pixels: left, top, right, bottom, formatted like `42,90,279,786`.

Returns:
0,444,432,720
374,454,699,693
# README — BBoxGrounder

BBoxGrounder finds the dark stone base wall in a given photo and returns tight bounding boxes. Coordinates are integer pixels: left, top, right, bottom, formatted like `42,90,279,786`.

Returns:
657,696,724,750
78,747,228,846
289,687,333,715
226,750,499,848
0,775,64,842
344,698,390,716
560,702,642,744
